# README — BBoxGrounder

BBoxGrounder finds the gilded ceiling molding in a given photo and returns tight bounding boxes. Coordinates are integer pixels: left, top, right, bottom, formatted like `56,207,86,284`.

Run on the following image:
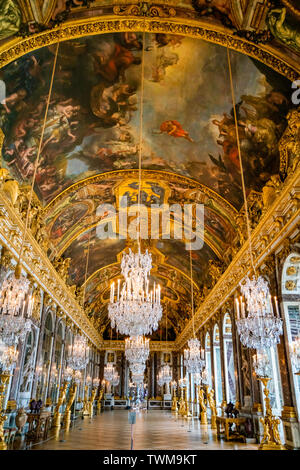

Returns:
0,16,298,80
44,169,237,214
100,339,176,352
175,165,300,349
0,189,101,349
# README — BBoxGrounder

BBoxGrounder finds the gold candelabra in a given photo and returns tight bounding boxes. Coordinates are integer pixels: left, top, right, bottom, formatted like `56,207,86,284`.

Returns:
0,372,10,451
88,388,97,417
82,385,90,416
184,387,191,418
63,383,77,431
258,377,285,450
97,388,104,414
198,385,208,425
206,386,217,429
53,381,68,428
171,387,178,412
178,387,186,416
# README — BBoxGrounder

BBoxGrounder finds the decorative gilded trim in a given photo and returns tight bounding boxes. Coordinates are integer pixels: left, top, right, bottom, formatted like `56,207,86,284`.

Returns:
44,169,237,215
0,190,100,349
100,339,175,351
0,16,298,81
176,166,300,349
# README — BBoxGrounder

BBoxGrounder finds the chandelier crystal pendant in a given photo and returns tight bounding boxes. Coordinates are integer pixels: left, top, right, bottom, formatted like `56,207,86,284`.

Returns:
108,249,162,337
184,338,205,374
0,265,33,346
236,275,283,350
67,335,89,371
253,350,271,378
125,336,150,364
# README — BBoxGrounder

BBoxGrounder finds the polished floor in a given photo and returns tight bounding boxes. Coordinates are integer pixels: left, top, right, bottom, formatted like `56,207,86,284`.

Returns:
29,411,258,450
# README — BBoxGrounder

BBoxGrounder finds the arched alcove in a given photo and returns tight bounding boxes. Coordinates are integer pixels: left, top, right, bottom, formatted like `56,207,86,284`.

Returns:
213,324,222,407
281,252,300,418
205,332,212,388
223,314,236,403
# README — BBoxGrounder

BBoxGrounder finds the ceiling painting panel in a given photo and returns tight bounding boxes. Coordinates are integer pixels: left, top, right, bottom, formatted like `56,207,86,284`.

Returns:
0,32,293,210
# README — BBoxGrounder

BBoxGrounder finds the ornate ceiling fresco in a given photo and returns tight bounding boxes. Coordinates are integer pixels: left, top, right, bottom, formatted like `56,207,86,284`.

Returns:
0,0,298,341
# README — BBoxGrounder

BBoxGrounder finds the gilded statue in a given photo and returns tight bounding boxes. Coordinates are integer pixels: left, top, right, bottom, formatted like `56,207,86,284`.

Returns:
198,387,208,425
207,387,217,429
53,382,68,427
89,388,97,417
63,383,77,429
262,175,281,212
208,259,224,288
53,256,71,281
267,8,300,53
0,0,21,40
234,212,247,247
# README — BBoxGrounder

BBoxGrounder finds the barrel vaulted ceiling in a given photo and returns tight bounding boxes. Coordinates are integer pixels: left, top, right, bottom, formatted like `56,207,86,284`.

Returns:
0,0,298,340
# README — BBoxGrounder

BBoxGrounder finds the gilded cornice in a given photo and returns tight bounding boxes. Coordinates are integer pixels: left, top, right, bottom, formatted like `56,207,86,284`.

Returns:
176,166,300,349
0,190,101,348
100,339,176,352
0,16,298,80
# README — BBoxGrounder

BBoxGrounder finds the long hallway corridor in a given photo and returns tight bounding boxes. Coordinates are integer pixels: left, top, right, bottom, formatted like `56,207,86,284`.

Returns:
30,411,258,450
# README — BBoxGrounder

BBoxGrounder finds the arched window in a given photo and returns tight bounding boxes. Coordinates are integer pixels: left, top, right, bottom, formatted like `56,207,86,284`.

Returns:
213,324,222,406
41,312,53,399
282,253,300,417
223,314,236,403
205,332,212,388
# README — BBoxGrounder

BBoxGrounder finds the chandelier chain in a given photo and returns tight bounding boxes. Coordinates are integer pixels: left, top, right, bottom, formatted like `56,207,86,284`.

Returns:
226,43,256,276
18,33,61,267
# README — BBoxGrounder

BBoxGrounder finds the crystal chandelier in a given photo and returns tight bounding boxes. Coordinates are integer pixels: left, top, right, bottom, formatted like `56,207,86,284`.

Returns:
64,366,74,382
0,265,33,346
201,368,208,385
236,276,283,350
157,364,172,386
108,249,162,336
125,336,149,364
74,370,82,384
93,378,100,387
103,362,115,383
132,371,144,385
184,338,205,374
0,344,18,370
193,372,202,386
86,375,92,386
179,376,187,388
290,337,300,372
253,350,271,378
129,361,146,376
111,369,120,387
67,335,89,370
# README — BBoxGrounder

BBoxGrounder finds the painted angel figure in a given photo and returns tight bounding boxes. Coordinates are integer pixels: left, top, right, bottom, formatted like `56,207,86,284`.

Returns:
159,120,194,142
